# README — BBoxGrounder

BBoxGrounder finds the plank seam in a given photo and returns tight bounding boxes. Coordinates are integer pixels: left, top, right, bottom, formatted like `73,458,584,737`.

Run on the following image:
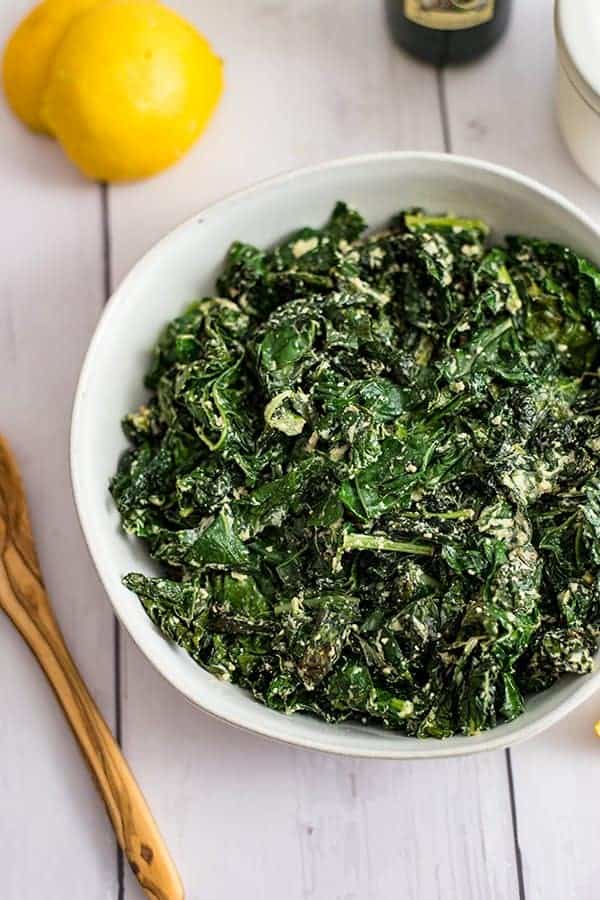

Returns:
436,67,452,153
100,181,125,900
505,748,527,900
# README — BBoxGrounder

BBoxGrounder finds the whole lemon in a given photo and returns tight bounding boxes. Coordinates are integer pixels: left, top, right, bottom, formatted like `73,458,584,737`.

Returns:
40,0,223,181
3,0,100,132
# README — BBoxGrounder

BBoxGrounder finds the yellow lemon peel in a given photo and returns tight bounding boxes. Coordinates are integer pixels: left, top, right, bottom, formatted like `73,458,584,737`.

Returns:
41,0,223,181
3,0,223,181
3,0,101,132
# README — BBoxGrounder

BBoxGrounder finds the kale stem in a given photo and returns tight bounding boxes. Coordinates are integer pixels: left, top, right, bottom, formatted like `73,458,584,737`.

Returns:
343,532,434,556
397,508,475,521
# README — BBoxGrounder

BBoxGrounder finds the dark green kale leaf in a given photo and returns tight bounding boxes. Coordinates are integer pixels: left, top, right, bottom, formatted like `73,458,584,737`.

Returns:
112,204,600,738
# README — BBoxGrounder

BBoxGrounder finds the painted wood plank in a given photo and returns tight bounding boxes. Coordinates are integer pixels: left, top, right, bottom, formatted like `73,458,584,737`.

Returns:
108,3,520,899
122,659,518,900
444,2,600,899
511,694,600,900
0,5,117,898
126,757,516,900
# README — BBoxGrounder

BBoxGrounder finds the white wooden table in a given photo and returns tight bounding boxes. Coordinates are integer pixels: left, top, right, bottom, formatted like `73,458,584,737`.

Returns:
2,2,600,898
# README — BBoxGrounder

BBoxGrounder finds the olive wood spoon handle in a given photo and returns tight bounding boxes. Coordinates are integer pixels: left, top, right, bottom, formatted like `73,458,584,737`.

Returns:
0,435,184,900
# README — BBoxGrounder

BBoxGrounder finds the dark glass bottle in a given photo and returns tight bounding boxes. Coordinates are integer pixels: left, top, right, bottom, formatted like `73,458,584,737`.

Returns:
386,0,511,66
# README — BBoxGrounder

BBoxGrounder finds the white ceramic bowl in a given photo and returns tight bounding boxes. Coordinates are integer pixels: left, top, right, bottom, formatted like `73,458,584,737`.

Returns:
72,152,600,758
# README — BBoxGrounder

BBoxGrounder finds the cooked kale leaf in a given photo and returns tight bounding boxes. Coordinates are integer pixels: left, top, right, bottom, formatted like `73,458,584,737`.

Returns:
112,204,600,737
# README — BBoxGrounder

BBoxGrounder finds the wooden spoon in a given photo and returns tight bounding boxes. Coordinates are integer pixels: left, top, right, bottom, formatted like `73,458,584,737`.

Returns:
0,435,184,900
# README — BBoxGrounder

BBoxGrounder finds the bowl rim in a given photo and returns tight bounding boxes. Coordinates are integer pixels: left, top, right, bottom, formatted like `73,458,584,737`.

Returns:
71,150,600,759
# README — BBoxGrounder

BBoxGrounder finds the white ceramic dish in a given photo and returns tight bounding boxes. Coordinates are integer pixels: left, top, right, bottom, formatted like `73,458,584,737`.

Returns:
71,152,600,759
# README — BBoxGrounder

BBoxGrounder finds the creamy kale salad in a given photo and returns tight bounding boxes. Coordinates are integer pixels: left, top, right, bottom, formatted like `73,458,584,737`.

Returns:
111,204,600,737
